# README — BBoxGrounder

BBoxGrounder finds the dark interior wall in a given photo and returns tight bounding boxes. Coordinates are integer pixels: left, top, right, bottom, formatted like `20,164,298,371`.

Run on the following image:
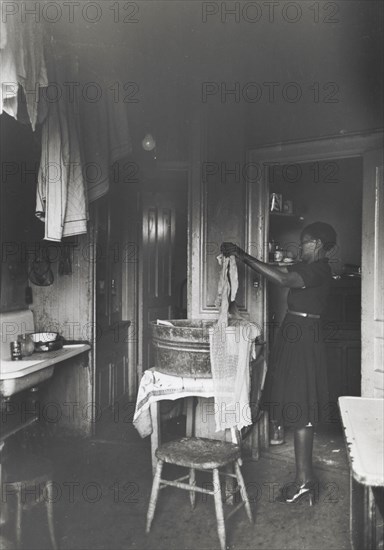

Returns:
0,114,93,340
241,1,383,144
0,115,43,311
45,1,383,153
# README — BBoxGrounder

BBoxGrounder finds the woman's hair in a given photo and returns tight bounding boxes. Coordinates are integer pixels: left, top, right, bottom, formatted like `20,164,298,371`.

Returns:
301,222,337,251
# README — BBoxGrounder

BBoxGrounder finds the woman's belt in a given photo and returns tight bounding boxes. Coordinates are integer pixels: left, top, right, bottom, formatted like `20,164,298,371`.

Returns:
287,310,320,319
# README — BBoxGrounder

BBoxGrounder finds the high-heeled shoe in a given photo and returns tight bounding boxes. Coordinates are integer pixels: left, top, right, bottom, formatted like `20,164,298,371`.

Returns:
275,480,317,506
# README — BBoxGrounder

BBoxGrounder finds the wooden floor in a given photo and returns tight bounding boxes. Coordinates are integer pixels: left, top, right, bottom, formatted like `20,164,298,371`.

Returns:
1,417,353,550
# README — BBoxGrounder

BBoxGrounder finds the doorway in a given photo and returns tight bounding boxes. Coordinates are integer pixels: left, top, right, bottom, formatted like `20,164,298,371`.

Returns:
266,157,363,408
138,171,189,375
248,131,383,405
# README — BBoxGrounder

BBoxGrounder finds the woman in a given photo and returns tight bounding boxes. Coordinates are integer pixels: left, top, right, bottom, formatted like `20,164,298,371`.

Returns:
221,221,337,505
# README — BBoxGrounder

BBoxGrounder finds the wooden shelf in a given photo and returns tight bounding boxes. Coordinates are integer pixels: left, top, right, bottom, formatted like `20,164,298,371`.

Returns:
270,212,304,221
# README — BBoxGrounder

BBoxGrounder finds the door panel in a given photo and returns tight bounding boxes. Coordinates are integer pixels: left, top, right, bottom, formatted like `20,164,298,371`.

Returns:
141,191,184,371
95,196,130,422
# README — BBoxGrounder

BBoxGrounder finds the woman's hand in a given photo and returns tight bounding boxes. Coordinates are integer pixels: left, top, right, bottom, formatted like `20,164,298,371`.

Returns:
220,242,246,261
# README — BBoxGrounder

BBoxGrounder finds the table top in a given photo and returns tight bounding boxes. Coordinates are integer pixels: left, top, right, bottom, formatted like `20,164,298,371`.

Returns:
338,396,384,486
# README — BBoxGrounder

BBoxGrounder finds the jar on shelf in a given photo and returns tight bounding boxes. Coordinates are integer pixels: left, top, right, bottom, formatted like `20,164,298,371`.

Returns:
274,247,284,262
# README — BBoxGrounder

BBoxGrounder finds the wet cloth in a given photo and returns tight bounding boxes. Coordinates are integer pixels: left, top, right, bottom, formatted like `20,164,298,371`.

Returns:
210,255,259,432
261,259,332,428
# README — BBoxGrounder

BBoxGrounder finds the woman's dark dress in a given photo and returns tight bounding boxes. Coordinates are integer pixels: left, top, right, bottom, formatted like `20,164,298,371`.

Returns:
262,258,332,429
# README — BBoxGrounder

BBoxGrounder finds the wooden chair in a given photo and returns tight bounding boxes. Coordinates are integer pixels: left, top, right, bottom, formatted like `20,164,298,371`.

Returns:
3,453,58,550
146,436,253,550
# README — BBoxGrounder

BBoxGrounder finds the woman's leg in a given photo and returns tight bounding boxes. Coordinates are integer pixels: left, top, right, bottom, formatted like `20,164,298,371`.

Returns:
294,425,315,483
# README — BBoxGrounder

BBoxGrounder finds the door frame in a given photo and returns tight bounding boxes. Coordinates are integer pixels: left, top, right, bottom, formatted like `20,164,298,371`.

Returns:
247,129,384,396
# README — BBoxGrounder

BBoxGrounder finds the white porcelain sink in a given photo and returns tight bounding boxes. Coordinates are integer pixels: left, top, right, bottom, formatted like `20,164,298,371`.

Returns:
0,344,91,396
0,366,55,397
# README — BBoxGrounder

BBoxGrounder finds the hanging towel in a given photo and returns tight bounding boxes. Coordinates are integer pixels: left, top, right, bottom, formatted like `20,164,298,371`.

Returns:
209,255,259,432
0,0,48,129
17,8,48,130
0,0,23,119
36,58,88,241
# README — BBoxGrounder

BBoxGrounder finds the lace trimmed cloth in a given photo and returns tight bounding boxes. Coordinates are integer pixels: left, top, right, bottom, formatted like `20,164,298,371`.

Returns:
209,255,259,432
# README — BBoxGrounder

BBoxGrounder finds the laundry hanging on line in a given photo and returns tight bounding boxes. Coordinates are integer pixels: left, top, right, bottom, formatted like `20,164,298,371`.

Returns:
0,0,48,130
36,56,88,241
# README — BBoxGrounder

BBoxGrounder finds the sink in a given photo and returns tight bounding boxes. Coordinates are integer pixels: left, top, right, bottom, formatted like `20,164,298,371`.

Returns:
0,344,91,396
0,366,54,397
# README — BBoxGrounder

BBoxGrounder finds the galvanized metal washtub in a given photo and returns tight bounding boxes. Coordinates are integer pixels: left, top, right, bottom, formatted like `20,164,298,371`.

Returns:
150,319,215,378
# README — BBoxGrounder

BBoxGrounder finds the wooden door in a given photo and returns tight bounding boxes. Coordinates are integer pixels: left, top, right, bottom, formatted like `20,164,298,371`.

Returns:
95,196,130,416
140,191,179,371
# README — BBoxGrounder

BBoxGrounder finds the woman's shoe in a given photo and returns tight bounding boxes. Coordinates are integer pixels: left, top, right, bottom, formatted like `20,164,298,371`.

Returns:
275,480,317,506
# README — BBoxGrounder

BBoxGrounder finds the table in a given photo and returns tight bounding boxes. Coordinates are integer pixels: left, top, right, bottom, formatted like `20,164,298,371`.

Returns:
338,396,384,550
134,362,269,475
133,369,216,473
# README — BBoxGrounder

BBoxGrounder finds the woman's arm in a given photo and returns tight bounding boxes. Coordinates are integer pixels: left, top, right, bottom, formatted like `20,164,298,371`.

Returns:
221,243,305,289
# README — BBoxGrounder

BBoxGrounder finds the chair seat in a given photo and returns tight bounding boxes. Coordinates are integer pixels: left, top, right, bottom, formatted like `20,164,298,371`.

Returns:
4,453,53,484
155,437,241,469
2,453,58,550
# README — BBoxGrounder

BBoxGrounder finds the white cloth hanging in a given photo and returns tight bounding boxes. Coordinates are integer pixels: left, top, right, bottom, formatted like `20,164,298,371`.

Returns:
0,0,48,129
36,58,88,241
209,255,259,432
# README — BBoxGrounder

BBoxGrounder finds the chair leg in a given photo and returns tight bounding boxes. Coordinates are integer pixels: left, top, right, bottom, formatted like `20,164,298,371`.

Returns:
146,460,164,533
234,460,253,523
189,468,196,509
212,468,226,550
16,488,22,549
46,481,59,550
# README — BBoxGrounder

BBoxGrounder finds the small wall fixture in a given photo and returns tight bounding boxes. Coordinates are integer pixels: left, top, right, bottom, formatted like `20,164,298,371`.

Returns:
142,133,156,151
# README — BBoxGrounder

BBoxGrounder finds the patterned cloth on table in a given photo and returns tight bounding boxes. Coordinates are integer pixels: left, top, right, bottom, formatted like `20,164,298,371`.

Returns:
133,368,214,438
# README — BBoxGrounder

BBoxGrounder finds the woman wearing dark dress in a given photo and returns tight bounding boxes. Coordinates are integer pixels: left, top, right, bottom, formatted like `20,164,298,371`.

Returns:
221,221,337,505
